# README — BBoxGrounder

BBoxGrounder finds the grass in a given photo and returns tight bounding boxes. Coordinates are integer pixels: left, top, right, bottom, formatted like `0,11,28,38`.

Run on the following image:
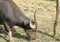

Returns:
46,0,56,1
0,0,60,42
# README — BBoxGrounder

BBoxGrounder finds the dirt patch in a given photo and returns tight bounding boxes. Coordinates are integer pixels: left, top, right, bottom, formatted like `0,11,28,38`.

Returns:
13,0,56,13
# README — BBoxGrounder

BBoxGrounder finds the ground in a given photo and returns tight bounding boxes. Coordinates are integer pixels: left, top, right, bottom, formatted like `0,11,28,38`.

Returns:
0,0,60,42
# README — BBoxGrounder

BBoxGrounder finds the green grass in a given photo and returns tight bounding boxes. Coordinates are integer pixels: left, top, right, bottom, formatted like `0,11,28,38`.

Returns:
0,0,60,42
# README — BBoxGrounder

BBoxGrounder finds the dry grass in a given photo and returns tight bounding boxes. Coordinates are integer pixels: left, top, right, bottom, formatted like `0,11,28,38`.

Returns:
0,0,60,42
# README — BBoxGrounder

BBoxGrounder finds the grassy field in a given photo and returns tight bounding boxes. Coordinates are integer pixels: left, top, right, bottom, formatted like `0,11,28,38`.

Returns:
0,0,60,42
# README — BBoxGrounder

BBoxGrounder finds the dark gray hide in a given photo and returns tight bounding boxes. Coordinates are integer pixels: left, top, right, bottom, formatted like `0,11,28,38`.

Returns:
0,0,36,40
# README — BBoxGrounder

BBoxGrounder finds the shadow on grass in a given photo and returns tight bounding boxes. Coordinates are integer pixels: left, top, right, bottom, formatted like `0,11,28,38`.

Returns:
0,35,9,42
0,27,30,42
13,33,29,40
12,29,30,41
36,30,60,41
1,26,60,42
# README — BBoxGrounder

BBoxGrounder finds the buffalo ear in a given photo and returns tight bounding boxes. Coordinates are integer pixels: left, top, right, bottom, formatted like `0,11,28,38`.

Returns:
29,20,36,29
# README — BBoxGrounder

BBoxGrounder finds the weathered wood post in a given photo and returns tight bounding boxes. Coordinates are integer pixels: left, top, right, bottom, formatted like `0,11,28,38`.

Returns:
53,0,59,37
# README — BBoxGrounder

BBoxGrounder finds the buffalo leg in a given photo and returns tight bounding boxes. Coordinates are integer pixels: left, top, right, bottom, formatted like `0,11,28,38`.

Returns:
3,21,14,42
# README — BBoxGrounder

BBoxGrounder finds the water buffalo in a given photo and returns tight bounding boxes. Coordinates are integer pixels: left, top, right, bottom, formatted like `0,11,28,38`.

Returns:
0,0,37,42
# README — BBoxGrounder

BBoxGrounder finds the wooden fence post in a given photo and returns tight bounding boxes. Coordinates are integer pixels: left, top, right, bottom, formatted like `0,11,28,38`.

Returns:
53,0,59,37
